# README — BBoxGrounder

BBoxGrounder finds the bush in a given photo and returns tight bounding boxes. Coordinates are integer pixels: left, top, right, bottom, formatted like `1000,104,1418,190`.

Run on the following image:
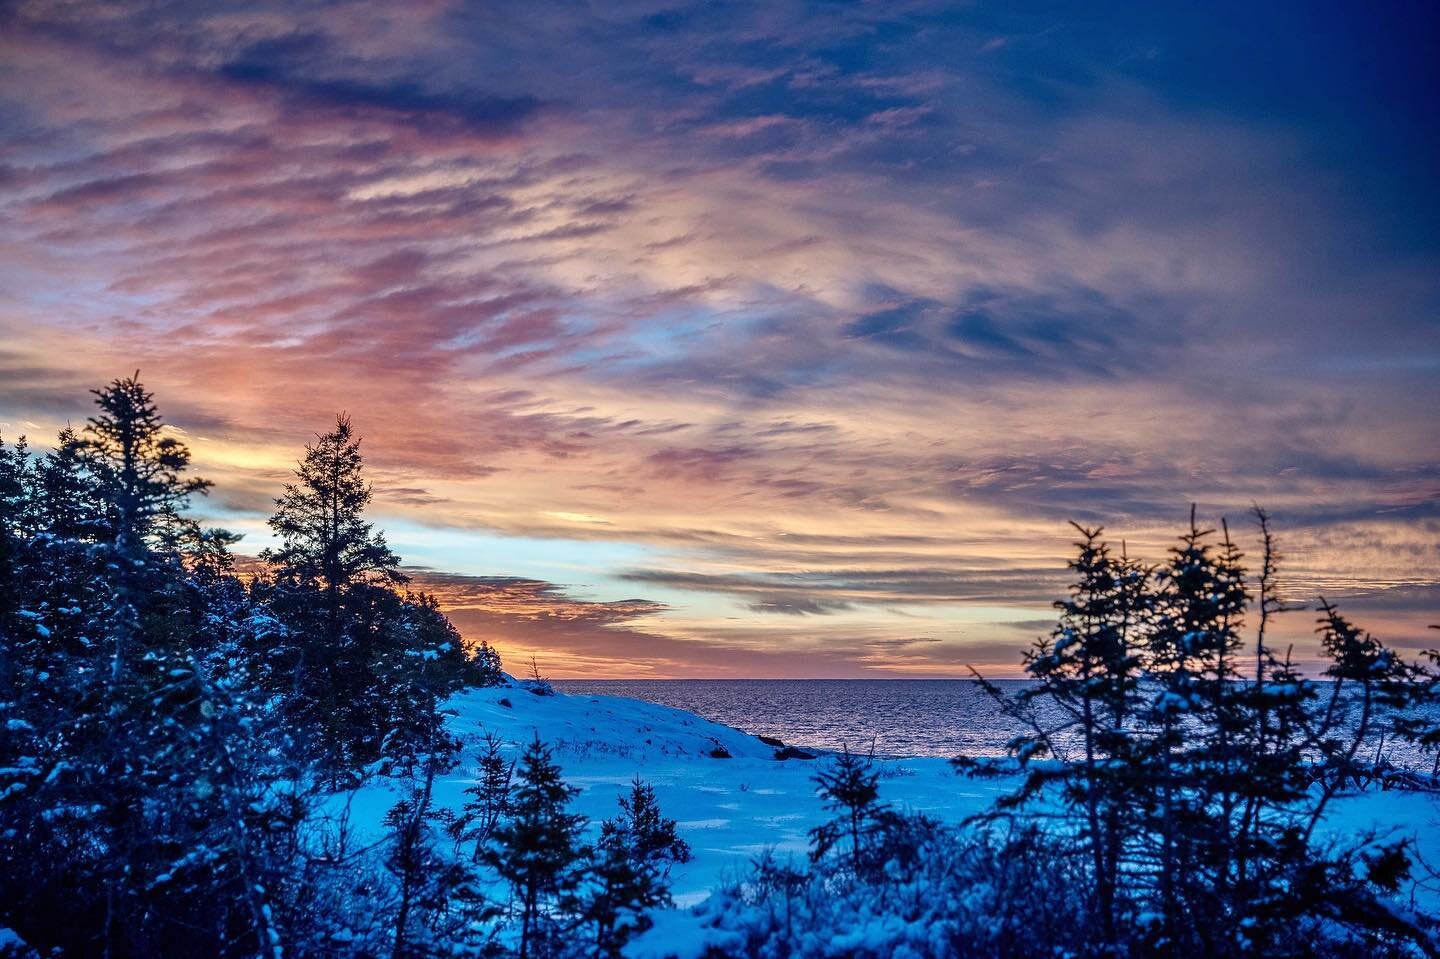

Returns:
697,822,1091,959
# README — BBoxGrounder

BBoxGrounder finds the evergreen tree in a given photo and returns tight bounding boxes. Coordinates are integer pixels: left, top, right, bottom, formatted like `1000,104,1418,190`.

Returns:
582,778,690,957
809,745,896,877
79,373,211,555
260,415,408,766
614,777,690,870
0,434,34,681
382,734,487,959
472,638,505,686
965,524,1148,942
381,593,502,760
1394,624,1440,778
32,427,103,540
0,433,35,537
454,731,514,861
484,736,586,959
1139,508,1249,952
0,431,106,810
1302,601,1418,834
76,376,221,955
263,414,404,595
962,508,1438,959
260,418,499,770
2,376,512,958
0,377,317,958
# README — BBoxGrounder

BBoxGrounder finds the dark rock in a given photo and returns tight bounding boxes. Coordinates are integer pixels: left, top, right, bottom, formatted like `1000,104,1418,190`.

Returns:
774,746,817,761
758,735,784,747
709,745,733,759
498,698,512,709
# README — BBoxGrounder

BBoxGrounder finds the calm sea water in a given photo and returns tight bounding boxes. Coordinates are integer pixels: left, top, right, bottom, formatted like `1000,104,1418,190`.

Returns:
552,679,1042,758
554,679,1438,766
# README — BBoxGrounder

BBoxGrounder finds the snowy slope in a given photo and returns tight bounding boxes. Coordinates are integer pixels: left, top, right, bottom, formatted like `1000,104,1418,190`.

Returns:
444,682,777,762
337,682,1440,958
340,682,1010,903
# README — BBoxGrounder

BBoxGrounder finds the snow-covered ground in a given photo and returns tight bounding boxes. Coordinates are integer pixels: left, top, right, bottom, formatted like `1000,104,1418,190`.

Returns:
343,683,1010,900
340,682,1440,957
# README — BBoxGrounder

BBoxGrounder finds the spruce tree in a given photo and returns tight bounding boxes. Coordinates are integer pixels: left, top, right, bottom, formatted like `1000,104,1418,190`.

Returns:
0,377,314,957
261,417,499,769
615,777,690,869
382,592,496,760
383,730,471,959
962,524,1149,941
810,745,895,877
1394,625,1440,778
484,736,586,959
261,415,408,766
2,376,511,958
471,638,505,686
79,373,211,555
263,414,404,595
454,731,514,861
963,508,1439,958
32,427,103,540
1140,509,1249,952
582,778,690,957
0,434,33,681
1302,601,1418,838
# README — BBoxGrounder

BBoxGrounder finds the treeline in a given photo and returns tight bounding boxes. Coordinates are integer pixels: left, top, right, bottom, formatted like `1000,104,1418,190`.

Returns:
6,374,1439,958
701,513,1440,958
0,375,685,958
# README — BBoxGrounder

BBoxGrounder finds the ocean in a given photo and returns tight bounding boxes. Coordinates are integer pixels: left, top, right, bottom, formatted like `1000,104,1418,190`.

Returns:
554,678,1438,765
552,679,1046,758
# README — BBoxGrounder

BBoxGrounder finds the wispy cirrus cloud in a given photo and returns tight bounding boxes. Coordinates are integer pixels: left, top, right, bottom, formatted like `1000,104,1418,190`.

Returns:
2,0,1436,675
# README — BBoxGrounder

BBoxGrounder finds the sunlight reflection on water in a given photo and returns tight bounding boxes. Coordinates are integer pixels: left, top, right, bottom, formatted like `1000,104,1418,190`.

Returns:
553,679,1047,758
554,678,1439,765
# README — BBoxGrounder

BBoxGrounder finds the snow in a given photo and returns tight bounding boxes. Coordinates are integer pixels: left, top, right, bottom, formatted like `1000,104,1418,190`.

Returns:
333,682,1440,957
340,685,1007,901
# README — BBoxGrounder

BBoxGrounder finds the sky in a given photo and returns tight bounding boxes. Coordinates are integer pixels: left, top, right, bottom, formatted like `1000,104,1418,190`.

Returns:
1,1,1438,677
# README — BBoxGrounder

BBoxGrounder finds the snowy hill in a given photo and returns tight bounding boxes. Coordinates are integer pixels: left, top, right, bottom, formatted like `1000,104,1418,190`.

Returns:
335,682,1009,947
445,681,778,762
334,681,1440,959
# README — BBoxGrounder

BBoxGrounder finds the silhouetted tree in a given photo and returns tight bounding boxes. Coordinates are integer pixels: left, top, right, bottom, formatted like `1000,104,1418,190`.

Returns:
0,376,318,958
1,376,516,959
964,523,1147,941
260,416,411,766
963,508,1438,959
31,427,102,540
80,373,211,555
263,414,404,594
382,722,486,959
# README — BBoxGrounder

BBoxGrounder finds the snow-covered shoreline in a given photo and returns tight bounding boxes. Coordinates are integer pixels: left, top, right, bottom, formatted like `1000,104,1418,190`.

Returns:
341,684,1010,904
332,682,1440,956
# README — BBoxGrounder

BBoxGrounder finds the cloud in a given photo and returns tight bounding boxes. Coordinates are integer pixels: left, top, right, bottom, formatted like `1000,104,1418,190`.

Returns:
842,283,1159,379
402,568,981,678
218,36,546,136
410,570,668,624
621,567,1066,609
1,0,1436,676
747,596,855,616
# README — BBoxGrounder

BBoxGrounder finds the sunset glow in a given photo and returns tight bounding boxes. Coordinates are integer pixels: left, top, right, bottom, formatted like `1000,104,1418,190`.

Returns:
3,2,1436,676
